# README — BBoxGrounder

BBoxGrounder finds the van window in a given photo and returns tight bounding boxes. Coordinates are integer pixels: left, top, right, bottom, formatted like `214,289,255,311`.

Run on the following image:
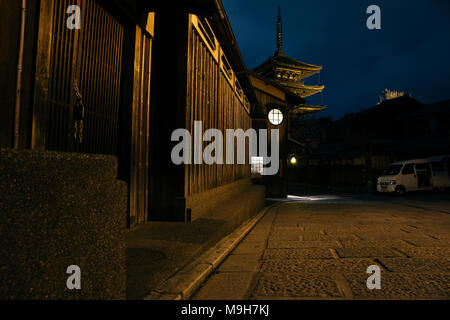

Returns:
384,165,403,176
415,163,430,171
431,162,446,172
402,164,415,175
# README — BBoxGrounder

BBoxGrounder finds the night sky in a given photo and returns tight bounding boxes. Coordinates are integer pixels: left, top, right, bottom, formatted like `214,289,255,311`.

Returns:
222,0,450,119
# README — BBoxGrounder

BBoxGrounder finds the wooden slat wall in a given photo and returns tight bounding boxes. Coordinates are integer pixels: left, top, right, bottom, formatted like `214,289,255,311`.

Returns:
34,0,123,155
32,0,54,149
186,22,251,197
75,0,123,155
45,0,76,151
129,27,152,224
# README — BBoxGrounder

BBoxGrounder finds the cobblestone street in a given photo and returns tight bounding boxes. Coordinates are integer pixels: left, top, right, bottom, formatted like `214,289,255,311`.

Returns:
193,193,450,300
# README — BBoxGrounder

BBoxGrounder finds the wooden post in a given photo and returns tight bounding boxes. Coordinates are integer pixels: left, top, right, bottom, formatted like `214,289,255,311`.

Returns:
31,0,54,149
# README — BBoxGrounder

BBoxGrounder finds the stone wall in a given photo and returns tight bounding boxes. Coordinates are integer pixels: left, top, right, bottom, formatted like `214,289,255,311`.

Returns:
0,149,127,299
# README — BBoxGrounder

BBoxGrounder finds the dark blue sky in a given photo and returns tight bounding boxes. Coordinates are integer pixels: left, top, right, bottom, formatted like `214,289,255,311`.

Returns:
223,0,450,119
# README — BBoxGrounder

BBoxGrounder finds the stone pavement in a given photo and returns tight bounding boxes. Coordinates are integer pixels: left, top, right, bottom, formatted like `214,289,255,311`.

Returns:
192,193,450,300
126,185,265,299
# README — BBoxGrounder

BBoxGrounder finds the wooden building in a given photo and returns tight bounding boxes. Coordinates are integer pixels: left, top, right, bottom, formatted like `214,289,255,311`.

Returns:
2,0,330,226
1,0,159,227
1,0,272,227
249,71,298,198
136,1,271,223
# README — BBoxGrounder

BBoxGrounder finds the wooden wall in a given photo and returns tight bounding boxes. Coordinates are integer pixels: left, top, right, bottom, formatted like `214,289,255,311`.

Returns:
129,21,153,226
1,0,154,225
31,0,123,154
254,88,287,145
253,87,289,198
186,15,252,198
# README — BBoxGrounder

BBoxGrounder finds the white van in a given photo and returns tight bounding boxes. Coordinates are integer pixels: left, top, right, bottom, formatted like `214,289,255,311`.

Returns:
377,156,450,195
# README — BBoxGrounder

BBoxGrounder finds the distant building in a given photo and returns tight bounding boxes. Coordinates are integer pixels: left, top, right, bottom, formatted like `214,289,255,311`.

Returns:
292,96,450,191
250,6,326,197
403,99,450,146
254,7,326,115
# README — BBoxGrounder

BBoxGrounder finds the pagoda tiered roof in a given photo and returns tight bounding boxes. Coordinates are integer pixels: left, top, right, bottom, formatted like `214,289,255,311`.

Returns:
254,55,323,81
253,6,326,108
276,80,325,98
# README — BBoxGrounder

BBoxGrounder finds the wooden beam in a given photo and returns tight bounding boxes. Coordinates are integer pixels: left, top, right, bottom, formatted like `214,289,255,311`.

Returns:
31,0,54,149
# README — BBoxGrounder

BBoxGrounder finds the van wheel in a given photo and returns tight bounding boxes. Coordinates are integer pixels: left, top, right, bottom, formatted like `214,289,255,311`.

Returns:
395,186,406,197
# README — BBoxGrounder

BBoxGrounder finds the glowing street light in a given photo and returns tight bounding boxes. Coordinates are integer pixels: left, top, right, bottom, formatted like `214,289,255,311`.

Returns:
290,157,297,165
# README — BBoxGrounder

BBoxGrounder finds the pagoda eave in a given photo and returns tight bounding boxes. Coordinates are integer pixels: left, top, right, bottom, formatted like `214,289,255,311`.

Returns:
254,58,323,80
279,83,325,98
290,105,327,114
273,61,322,73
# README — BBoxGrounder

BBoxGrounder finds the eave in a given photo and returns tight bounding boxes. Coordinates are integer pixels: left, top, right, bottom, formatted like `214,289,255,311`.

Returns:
254,56,323,80
290,105,327,115
279,82,325,98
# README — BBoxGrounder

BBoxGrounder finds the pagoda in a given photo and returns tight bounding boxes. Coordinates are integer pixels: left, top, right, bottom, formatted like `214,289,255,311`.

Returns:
253,7,326,114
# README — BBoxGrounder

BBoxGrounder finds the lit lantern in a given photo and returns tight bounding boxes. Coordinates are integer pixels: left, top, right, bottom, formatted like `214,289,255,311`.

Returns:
268,109,283,126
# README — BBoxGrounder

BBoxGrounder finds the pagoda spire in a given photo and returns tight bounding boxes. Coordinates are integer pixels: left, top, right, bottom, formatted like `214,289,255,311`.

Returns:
276,6,285,56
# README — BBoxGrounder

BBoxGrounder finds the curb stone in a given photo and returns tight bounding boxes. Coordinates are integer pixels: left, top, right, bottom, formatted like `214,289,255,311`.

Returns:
144,205,275,300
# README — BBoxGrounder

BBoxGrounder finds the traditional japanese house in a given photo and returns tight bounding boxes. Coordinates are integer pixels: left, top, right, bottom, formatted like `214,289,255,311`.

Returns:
1,0,268,299
1,0,327,299
1,0,159,299
141,1,266,223
0,0,268,227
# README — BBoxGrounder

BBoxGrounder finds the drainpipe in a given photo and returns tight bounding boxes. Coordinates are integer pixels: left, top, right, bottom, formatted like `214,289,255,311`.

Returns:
13,0,27,149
